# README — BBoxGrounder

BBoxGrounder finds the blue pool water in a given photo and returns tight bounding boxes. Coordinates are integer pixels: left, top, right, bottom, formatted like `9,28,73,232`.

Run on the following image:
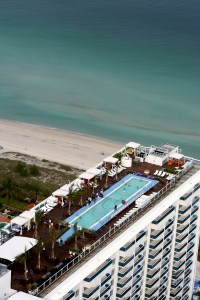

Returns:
60,174,158,241
71,176,147,228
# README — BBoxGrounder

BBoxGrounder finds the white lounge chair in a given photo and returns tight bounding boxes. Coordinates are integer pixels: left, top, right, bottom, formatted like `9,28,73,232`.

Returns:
157,171,162,176
154,170,159,175
161,172,166,177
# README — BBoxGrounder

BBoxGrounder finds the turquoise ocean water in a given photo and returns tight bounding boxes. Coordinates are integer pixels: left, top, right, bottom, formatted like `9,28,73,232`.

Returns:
0,0,199,157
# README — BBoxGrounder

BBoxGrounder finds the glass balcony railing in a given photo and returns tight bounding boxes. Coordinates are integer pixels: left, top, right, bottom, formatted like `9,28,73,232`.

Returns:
100,284,111,298
176,223,190,234
147,267,160,279
65,291,75,300
172,269,184,280
116,286,131,299
176,232,188,243
149,238,163,250
118,265,133,278
148,258,161,269
120,240,135,252
149,248,162,260
131,285,141,298
146,277,160,289
177,214,190,224
82,286,99,298
118,254,134,267
174,250,186,262
150,229,164,239
178,204,191,215
152,206,175,225
136,230,146,242
117,275,132,288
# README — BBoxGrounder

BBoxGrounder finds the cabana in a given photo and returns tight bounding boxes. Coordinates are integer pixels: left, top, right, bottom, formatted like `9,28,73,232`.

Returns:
10,216,30,235
86,167,102,176
0,236,37,263
19,210,35,230
45,195,58,207
103,156,118,164
125,142,141,152
168,153,184,167
52,189,69,207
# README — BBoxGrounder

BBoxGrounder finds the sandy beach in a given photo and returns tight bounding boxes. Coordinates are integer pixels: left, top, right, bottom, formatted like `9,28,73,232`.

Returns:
0,119,123,169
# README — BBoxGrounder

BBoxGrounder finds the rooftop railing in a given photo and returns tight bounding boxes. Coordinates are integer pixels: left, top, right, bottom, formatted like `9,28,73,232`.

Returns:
31,160,194,296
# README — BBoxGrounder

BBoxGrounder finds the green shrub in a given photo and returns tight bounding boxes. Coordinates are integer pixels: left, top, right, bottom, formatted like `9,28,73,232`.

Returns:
15,162,29,177
29,165,40,176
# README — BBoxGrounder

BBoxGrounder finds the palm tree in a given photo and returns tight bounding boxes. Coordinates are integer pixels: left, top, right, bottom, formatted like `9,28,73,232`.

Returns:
194,292,200,299
15,247,29,280
49,227,61,259
34,210,44,239
74,222,81,250
67,185,76,216
78,187,86,207
104,163,112,188
35,238,44,270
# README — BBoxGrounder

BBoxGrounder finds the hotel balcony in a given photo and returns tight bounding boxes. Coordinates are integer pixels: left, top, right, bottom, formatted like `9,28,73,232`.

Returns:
164,228,173,240
161,257,169,269
135,244,145,256
172,269,184,280
173,260,186,271
163,238,172,250
149,248,162,260
136,230,146,242
177,214,190,225
175,241,187,252
147,257,161,269
170,286,182,297
188,232,195,243
82,285,99,298
120,239,136,252
174,250,186,262
158,286,167,298
131,284,141,298
117,275,132,288
187,241,195,252
132,264,143,278
162,247,171,259
116,285,131,298
65,291,75,300
190,214,198,225
134,255,143,267
171,278,183,289
178,204,191,215
84,259,112,282
176,232,188,243
191,205,199,215
118,265,133,278
132,275,142,288
192,195,200,206
145,286,159,298
152,206,175,225
118,254,134,267
184,276,190,286
101,273,112,287
149,238,164,250
100,284,111,298
183,285,190,295
147,266,160,279
165,218,174,230
176,223,190,234
189,223,197,234
160,267,169,279
150,228,164,239
146,276,160,289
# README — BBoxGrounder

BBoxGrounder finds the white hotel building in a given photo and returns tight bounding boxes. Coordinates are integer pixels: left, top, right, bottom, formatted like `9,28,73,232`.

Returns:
1,143,200,300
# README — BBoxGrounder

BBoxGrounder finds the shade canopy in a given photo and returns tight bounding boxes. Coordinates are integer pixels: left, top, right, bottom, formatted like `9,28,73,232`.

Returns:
103,156,118,164
169,153,184,160
19,210,35,221
86,167,102,176
46,196,58,202
10,216,29,227
52,189,68,197
79,172,95,180
7,292,41,300
0,236,37,262
126,142,140,149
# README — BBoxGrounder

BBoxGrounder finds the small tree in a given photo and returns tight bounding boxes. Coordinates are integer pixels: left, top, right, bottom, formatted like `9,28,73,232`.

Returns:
49,227,61,259
0,177,17,200
35,238,44,270
34,210,44,239
15,247,29,280
74,222,80,250
78,187,86,207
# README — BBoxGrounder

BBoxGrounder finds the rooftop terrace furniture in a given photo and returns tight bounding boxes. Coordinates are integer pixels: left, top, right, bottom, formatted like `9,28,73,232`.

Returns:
154,170,159,176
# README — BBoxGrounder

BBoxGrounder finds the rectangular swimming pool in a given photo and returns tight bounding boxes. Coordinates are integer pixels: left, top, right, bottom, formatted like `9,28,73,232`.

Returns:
58,174,158,243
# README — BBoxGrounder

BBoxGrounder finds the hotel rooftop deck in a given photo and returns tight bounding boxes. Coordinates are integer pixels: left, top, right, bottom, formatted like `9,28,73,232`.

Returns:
0,142,199,296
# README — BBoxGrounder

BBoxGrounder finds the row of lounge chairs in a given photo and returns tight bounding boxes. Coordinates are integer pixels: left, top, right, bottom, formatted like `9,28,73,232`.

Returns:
108,164,126,177
154,170,166,177
114,207,137,226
